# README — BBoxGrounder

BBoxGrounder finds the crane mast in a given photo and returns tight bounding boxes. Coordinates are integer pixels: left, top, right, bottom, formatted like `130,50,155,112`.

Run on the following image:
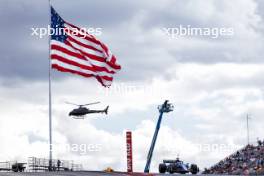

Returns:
144,100,174,173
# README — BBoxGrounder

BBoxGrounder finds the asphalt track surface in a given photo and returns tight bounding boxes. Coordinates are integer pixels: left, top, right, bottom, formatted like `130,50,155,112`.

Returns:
0,171,190,176
0,172,234,176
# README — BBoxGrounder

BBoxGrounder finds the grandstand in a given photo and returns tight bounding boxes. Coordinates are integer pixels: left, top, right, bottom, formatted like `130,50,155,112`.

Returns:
0,161,26,172
0,157,82,173
27,157,83,172
203,139,264,175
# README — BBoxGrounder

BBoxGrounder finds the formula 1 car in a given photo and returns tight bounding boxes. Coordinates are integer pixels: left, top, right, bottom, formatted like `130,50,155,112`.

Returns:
159,158,199,174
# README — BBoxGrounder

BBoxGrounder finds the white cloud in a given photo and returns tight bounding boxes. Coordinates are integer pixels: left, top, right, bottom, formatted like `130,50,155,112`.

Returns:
1,62,264,171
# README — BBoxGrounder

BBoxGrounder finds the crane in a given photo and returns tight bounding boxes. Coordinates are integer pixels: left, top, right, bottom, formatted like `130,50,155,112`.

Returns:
144,100,174,173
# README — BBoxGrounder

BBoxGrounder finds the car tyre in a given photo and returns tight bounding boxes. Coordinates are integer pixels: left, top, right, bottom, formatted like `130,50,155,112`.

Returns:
190,164,199,174
159,163,167,173
168,165,174,174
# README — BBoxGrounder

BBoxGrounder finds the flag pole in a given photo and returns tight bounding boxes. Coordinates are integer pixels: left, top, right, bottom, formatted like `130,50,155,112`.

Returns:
48,0,53,171
246,114,250,145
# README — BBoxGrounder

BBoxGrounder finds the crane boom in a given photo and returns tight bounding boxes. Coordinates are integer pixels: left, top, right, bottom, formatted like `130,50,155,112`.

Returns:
144,100,173,173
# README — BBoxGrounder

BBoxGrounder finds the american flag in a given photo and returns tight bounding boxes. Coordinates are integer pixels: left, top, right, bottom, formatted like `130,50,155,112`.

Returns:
50,6,121,87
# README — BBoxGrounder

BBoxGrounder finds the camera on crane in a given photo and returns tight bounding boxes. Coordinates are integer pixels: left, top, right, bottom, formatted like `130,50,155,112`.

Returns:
158,100,174,113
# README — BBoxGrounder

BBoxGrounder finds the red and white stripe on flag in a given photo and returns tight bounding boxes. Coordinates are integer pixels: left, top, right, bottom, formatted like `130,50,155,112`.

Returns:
50,6,121,87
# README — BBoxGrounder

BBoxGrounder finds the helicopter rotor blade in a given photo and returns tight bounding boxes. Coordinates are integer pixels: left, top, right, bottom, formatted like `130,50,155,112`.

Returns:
82,102,100,106
65,102,80,106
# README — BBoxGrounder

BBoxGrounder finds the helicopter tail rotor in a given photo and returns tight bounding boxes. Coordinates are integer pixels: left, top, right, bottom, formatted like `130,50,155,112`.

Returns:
104,106,109,115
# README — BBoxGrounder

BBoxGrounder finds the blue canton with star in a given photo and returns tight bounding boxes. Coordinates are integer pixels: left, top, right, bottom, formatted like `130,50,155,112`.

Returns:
51,6,68,42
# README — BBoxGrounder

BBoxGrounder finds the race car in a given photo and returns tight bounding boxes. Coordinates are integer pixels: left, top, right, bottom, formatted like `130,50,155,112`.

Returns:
159,158,199,174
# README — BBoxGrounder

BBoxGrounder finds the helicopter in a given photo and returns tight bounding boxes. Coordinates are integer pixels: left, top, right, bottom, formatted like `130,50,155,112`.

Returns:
66,102,109,119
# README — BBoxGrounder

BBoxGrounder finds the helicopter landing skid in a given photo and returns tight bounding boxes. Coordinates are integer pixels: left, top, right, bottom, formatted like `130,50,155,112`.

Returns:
72,116,85,120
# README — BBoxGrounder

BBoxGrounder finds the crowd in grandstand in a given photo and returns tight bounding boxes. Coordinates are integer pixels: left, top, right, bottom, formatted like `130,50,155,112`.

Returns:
203,139,264,175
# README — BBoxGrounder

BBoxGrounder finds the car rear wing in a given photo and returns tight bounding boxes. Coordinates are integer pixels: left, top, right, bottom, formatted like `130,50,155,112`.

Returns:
163,160,179,163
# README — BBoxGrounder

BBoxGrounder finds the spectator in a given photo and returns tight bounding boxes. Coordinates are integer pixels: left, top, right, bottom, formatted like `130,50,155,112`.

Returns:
203,138,264,175
57,160,61,171
257,138,262,146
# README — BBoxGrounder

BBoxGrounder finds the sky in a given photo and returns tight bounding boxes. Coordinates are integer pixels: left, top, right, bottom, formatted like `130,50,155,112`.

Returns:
0,0,264,172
